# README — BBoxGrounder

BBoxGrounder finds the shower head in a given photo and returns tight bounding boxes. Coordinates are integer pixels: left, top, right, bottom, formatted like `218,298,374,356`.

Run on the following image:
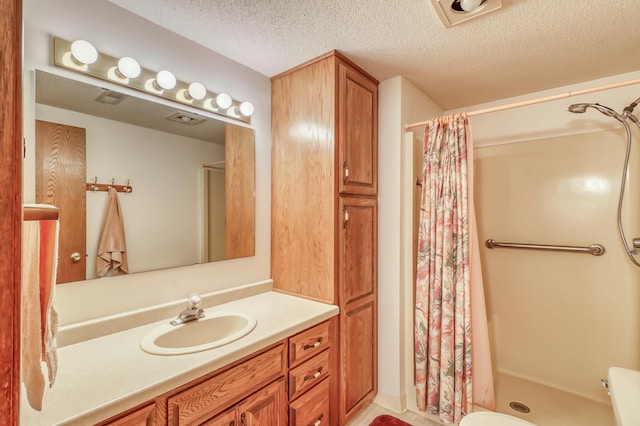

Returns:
567,102,625,121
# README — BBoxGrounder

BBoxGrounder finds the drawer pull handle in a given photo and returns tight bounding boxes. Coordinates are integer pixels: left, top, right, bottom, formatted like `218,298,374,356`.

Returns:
304,367,323,381
308,413,323,426
303,338,323,350
343,161,350,184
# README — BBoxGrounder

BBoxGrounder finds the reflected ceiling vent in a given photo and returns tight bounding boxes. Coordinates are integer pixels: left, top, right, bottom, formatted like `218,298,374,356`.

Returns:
167,111,206,126
429,0,502,27
95,88,128,105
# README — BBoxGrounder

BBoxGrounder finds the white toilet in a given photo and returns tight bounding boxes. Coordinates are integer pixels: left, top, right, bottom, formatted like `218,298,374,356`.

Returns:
460,367,640,426
607,367,640,425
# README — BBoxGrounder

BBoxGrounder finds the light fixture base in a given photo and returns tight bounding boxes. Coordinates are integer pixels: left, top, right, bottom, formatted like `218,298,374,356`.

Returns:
53,37,252,124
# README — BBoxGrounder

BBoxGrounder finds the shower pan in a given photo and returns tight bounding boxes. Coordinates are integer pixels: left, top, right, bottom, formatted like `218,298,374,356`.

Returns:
568,97,640,267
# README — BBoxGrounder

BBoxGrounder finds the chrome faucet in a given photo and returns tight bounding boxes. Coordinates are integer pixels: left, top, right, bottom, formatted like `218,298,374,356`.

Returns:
170,293,205,326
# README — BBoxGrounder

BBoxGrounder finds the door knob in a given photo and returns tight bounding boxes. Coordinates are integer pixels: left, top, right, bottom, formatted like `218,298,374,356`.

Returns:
70,252,82,263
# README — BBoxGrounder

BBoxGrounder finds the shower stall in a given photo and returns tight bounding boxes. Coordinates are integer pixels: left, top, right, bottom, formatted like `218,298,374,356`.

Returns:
402,94,640,426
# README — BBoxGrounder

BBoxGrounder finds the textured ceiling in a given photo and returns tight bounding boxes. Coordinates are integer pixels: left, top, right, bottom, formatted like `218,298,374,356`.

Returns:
107,0,640,110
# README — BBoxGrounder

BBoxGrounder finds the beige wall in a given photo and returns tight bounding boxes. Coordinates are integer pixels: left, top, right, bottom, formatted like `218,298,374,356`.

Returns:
475,129,640,403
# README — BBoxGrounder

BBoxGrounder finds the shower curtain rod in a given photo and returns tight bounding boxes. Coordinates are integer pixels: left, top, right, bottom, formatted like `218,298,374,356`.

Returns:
405,77,640,130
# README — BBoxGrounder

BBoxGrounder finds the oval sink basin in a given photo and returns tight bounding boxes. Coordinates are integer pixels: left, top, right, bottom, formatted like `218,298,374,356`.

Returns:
140,312,257,355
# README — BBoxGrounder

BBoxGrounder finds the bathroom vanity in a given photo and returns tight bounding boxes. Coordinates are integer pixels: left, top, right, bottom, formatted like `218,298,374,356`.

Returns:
20,289,338,425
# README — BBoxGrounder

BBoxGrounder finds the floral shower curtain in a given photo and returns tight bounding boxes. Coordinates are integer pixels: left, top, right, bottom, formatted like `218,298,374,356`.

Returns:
414,113,494,424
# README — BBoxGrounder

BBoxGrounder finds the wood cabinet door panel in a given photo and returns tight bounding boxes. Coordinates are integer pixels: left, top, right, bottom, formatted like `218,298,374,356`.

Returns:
339,197,377,305
201,406,237,426
341,297,376,419
338,62,377,196
289,378,330,426
237,378,287,426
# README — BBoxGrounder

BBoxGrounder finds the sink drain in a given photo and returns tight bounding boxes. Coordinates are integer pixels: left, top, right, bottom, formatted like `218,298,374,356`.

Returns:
509,401,531,413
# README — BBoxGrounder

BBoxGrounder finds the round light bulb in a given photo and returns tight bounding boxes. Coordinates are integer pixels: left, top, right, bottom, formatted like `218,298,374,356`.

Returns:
239,101,255,117
155,70,176,90
116,57,141,79
70,40,98,65
216,93,232,109
187,82,207,100
459,0,483,11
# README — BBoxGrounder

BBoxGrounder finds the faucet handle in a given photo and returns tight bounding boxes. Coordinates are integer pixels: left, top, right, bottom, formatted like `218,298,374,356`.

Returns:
187,293,202,309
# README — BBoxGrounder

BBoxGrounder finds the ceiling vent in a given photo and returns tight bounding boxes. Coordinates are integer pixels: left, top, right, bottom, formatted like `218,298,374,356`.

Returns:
430,0,502,27
167,111,206,126
95,89,128,105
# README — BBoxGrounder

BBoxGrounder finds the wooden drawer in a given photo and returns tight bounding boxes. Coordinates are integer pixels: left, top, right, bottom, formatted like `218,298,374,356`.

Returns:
289,321,330,367
289,349,330,400
167,344,285,425
102,403,155,426
289,378,330,426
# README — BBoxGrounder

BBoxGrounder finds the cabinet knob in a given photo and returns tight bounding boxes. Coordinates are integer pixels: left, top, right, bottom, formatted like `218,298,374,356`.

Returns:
343,161,350,185
304,366,323,381
308,413,323,426
303,338,323,350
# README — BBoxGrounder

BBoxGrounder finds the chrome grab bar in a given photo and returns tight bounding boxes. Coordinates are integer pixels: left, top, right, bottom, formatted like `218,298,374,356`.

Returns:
485,239,605,256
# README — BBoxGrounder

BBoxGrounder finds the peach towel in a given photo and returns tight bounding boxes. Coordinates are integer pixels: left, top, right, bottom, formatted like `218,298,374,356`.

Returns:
97,188,128,277
21,218,59,411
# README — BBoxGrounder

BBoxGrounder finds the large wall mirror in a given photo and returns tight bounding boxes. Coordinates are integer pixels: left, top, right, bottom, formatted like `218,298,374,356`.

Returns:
29,70,255,283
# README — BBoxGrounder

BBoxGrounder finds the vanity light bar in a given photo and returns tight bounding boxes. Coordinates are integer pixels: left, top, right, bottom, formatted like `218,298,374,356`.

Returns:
53,37,253,124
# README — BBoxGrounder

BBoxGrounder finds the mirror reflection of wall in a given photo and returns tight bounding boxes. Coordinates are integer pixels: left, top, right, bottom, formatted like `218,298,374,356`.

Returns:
29,71,256,282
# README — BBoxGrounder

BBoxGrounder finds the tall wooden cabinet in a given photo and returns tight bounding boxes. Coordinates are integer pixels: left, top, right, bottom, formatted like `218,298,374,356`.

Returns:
271,51,378,424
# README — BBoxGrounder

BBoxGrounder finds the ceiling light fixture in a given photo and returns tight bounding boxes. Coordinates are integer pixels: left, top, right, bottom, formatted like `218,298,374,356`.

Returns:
53,37,253,124
430,0,501,27
454,0,486,12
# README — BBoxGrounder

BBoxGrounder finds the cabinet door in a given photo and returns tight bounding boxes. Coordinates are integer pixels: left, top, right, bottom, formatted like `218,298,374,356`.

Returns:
202,407,237,426
341,297,376,421
237,378,287,426
337,63,378,196
339,196,377,422
339,197,377,305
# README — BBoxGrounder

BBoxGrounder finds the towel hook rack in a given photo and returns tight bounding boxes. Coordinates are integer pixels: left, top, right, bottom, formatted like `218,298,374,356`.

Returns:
85,177,134,194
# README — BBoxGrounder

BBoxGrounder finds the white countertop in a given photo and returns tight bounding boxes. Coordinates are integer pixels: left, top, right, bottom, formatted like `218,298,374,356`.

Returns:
21,291,339,425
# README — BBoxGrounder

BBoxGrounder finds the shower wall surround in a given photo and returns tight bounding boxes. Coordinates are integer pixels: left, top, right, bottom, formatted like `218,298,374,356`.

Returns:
474,129,640,403
23,0,271,324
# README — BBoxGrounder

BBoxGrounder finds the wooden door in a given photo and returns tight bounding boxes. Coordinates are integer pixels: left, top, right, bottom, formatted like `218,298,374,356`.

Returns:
337,62,378,196
35,120,87,283
237,378,287,426
338,196,377,422
225,124,255,259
